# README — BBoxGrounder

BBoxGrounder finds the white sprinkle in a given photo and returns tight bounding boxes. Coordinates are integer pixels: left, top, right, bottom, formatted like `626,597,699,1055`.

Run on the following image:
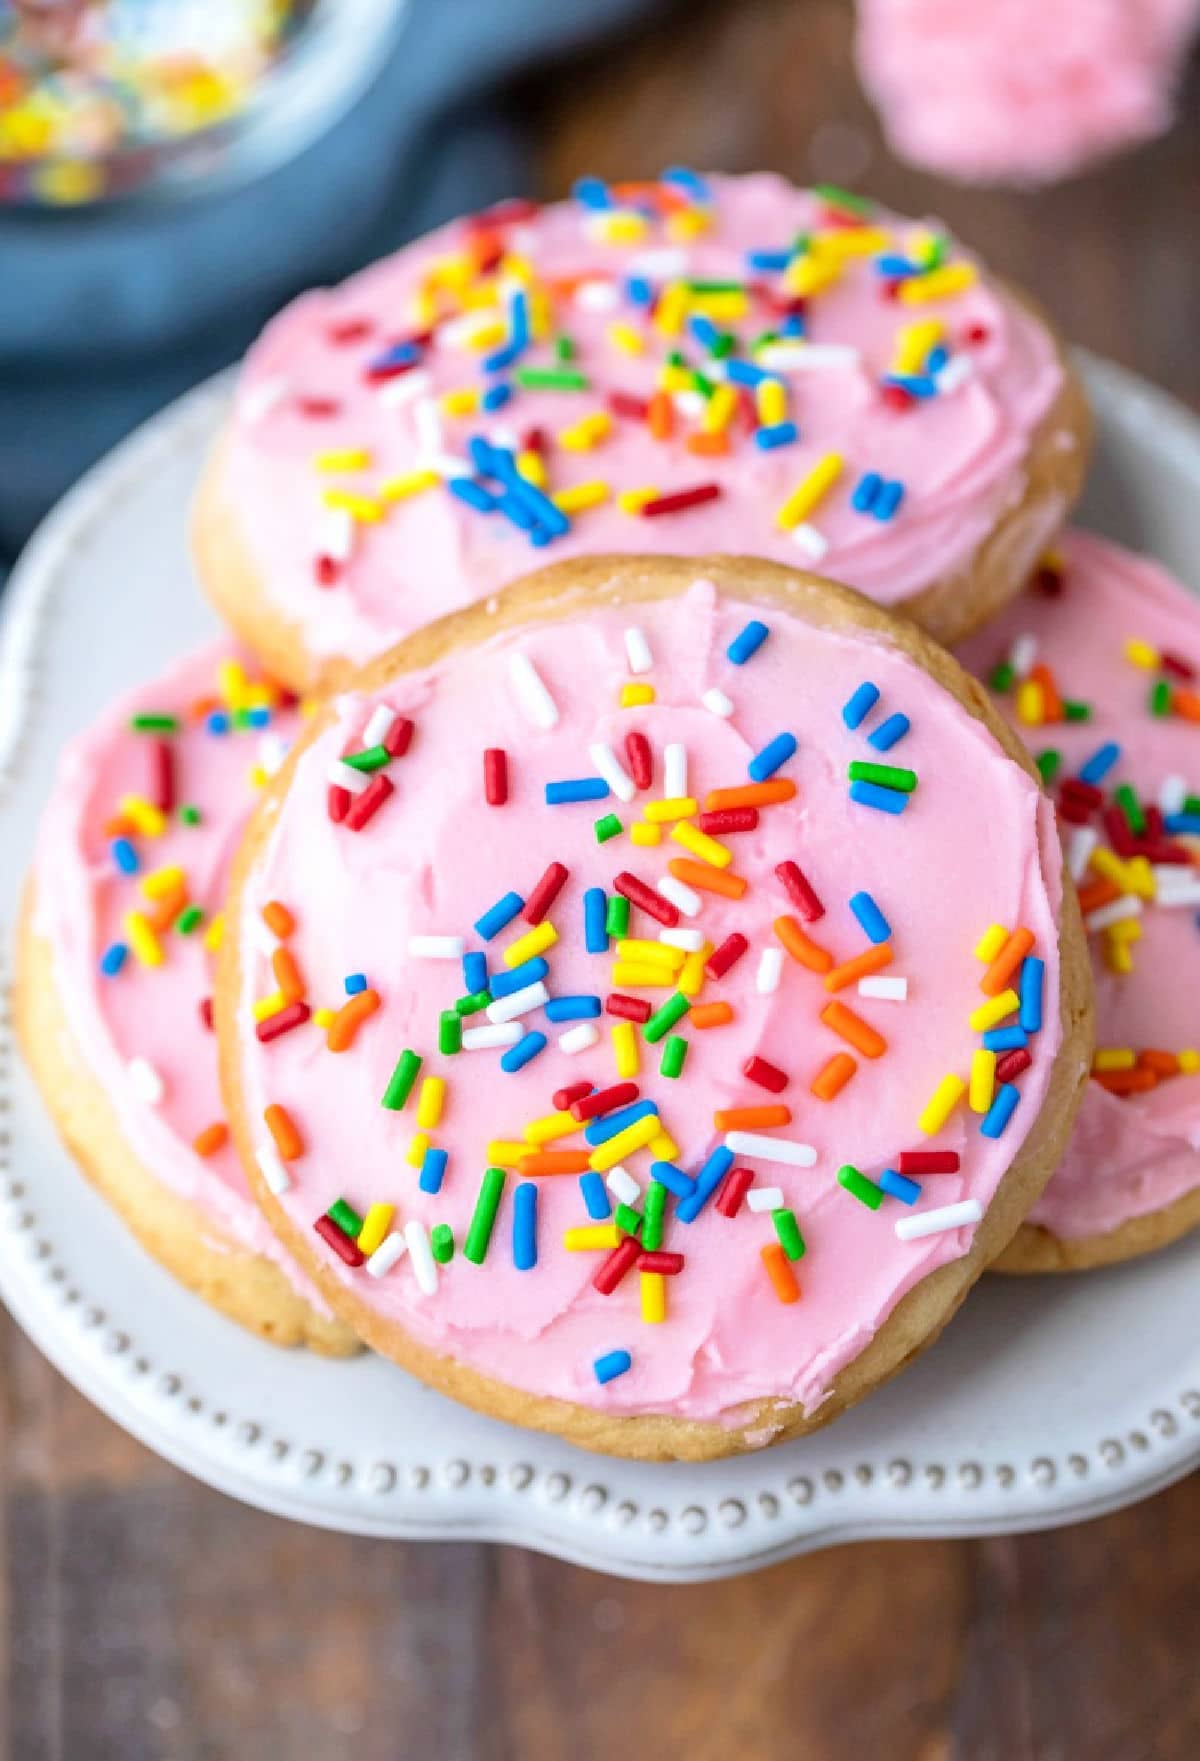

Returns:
657,875,701,918
408,935,466,961
366,1232,408,1278
1159,774,1187,816
427,452,473,480
404,1220,439,1295
757,342,860,372
745,1186,785,1213
858,975,908,1002
663,742,688,798
128,1057,165,1105
258,732,290,777
1008,633,1037,679
250,917,280,960
606,1166,641,1205
1085,895,1143,932
588,740,636,802
508,651,559,729
240,376,290,425
315,505,355,564
461,1022,524,1051
623,625,654,675
1155,873,1200,908
1067,824,1099,883
575,279,621,312
559,1022,601,1055
724,1132,817,1167
790,522,829,562
440,311,494,349
629,247,689,280
327,758,369,796
895,1199,983,1242
702,687,735,718
413,396,443,456
756,947,783,994
659,927,705,952
487,423,520,452
673,389,705,419
486,980,549,1024
363,704,398,749
257,1143,291,1196
935,355,974,394
378,367,432,408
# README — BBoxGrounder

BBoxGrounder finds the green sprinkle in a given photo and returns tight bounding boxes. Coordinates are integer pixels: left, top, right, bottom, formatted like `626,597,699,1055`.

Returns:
847,761,918,793
710,333,735,359
605,894,630,938
666,349,686,369
642,1182,666,1252
923,233,949,269
179,805,202,825
1035,749,1062,785
554,334,576,363
1150,679,1173,717
438,1011,462,1056
614,1202,642,1237
233,708,254,731
130,713,179,733
690,369,715,399
327,1198,363,1237
464,1167,506,1264
750,328,778,352
686,279,746,295
1115,783,1145,835
176,904,204,935
989,661,1015,693
595,812,623,844
1184,794,1200,816
341,744,391,773
813,183,873,215
660,1035,688,1079
1062,700,1092,722
643,990,690,1044
454,990,491,1016
513,366,590,392
430,1223,455,1264
837,1164,883,1211
382,1048,422,1110
772,1207,806,1261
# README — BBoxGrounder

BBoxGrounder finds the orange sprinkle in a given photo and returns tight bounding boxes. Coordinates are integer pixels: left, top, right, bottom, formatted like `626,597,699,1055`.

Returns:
667,858,747,899
686,431,730,456
262,900,295,939
979,927,1035,996
326,987,381,1052
103,813,135,838
146,880,187,933
271,946,306,1004
1029,663,1063,723
823,943,893,993
820,1000,887,1059
811,1051,858,1100
193,1122,228,1158
774,915,833,973
705,780,797,811
1175,689,1200,723
264,1102,304,1161
1077,877,1121,916
760,1242,800,1304
1094,1067,1158,1096
648,390,674,440
713,1104,792,1131
1138,1049,1180,1077
518,1150,592,1175
690,1000,734,1029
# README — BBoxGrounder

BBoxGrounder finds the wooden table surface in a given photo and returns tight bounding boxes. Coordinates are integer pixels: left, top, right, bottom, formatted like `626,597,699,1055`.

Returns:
5,4,1200,1757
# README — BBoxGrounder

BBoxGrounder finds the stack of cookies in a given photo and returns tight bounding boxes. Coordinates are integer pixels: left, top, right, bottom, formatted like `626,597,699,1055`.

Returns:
18,172,1198,1460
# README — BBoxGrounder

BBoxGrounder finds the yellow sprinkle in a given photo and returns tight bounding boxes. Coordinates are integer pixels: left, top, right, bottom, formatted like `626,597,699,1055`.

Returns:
643,797,698,823
378,469,440,504
140,864,185,900
621,683,656,708
630,822,662,847
249,765,269,791
312,1007,335,1029
321,489,383,523
654,282,690,337
516,450,547,489
1103,940,1134,976
252,991,286,1022
969,989,1021,1033
357,1203,395,1257
1094,1048,1137,1071
558,411,613,452
1090,848,1133,890
615,939,683,967
690,292,748,321
120,795,167,838
499,251,535,284
1179,1049,1200,1073
974,923,1009,962
528,288,553,340
969,1049,997,1114
124,911,164,968
245,683,274,711
1127,856,1156,900
1106,918,1142,945
1124,637,1160,670
784,253,843,299
670,821,731,868
564,1224,622,1251
659,364,692,393
610,964,678,989
776,453,843,531
314,448,371,473
465,321,506,352
1015,680,1045,726
608,321,645,355
440,388,480,417
486,1140,530,1166
918,1074,967,1137
588,210,649,245
589,1113,661,1172
523,1110,581,1146
649,1128,680,1162
612,1021,640,1079
701,382,739,435
812,225,890,261
406,1133,429,1169
504,921,558,969
619,486,659,514
897,263,979,305
416,1077,446,1131
203,913,225,953
218,659,250,709
893,318,944,377
667,206,713,242
552,481,610,514
677,945,711,999
640,1271,667,1324
756,378,788,426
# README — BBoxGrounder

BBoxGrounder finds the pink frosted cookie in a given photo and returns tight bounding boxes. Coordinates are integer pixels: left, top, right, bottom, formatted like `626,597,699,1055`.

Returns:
217,555,1091,1458
193,171,1088,692
960,530,1200,1270
16,644,358,1353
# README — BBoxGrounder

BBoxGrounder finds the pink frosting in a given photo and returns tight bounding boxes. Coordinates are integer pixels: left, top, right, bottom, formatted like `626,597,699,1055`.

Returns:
222,172,1067,668
858,0,1200,186
959,530,1200,1242
32,642,329,1307
233,579,1065,1426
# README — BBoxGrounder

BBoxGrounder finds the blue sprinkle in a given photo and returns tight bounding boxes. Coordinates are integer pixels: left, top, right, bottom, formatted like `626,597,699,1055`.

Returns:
573,176,612,210
867,712,910,751
871,480,905,521
780,313,805,338
483,342,521,374
675,1146,735,1224
982,1025,1027,1052
584,887,608,953
343,972,368,996
880,1168,921,1205
206,711,230,735
625,275,654,308
580,1172,611,1220
851,471,882,514
875,253,919,277
469,434,501,476
481,382,511,412
1164,812,1200,835
594,1348,632,1385
489,957,549,1000
501,1030,547,1074
754,421,799,450
448,477,498,513
1019,956,1044,1034
111,837,138,875
100,942,128,977
1078,741,1121,786
497,492,538,533
489,451,571,538
849,891,891,944
688,314,720,351
513,1181,538,1270
842,681,880,729
882,374,936,400
545,777,610,805
662,165,710,201
248,707,271,728
927,344,949,374
981,1083,1021,1139
368,340,419,371
462,950,488,995
727,619,770,666
650,1159,697,1199
474,891,524,941
585,1099,658,1146
849,780,909,815
746,249,792,272
509,288,529,348
545,995,602,1022
748,731,797,782
419,1146,448,1195
724,357,770,386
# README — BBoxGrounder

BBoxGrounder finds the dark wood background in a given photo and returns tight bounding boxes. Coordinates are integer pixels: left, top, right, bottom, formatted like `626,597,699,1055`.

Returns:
5,3,1200,1756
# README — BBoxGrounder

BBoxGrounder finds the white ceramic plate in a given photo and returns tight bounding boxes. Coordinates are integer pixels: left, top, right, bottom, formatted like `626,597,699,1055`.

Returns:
2,360,1198,1582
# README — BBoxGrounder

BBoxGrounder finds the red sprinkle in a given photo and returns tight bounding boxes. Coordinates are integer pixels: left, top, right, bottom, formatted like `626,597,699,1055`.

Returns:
523,861,569,924
298,397,340,418
328,784,350,823
364,359,418,384
775,860,824,921
963,322,990,346
1162,651,1196,683
314,1214,364,1267
571,1082,640,1123
521,425,548,455
474,196,540,228
315,555,340,587
199,997,214,1031
606,993,653,1023
345,773,394,831
608,390,650,421
715,1167,754,1218
1103,804,1137,857
384,716,414,758
638,483,721,518
881,382,915,413
150,740,175,813
624,731,652,791
613,870,678,928
484,748,508,806
552,1081,594,1113
705,933,748,981
256,1001,311,1043
897,1150,961,1176
995,1047,1033,1083
328,318,373,344
593,1235,641,1295
743,1055,789,1093
698,808,758,835
637,1251,684,1275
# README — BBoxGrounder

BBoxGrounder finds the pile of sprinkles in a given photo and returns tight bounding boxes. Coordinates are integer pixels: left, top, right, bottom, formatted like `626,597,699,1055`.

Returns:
245,608,1056,1392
